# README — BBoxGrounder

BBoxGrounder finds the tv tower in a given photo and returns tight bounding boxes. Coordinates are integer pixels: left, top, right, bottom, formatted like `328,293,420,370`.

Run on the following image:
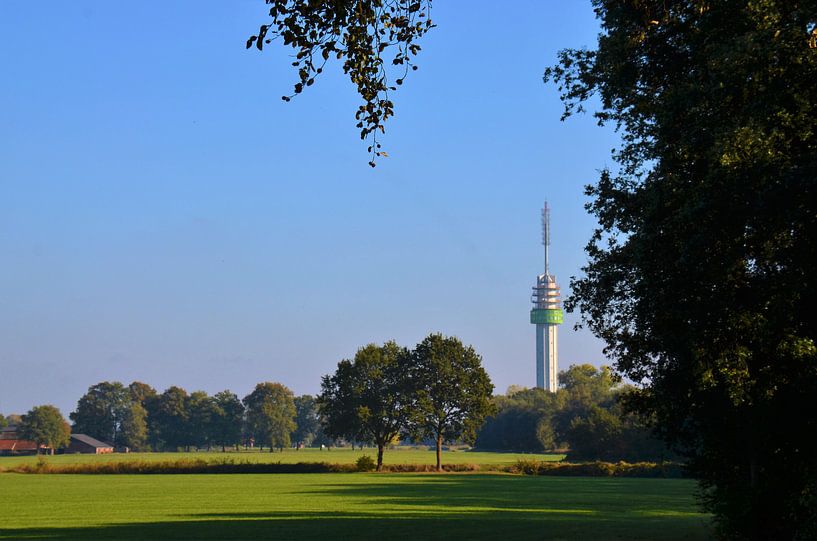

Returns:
530,202,563,392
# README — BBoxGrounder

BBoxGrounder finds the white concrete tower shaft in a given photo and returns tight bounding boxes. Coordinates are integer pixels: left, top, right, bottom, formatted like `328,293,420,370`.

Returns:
531,202,563,392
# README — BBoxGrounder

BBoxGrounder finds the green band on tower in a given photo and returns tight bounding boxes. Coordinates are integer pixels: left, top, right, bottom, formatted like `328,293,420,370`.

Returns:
530,308,563,325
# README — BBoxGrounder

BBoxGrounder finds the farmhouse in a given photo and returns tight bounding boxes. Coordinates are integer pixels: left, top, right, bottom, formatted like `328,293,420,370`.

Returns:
68,434,114,454
0,425,41,455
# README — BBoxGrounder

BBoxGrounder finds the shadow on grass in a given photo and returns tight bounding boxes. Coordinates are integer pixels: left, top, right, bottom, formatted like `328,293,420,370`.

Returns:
0,476,712,540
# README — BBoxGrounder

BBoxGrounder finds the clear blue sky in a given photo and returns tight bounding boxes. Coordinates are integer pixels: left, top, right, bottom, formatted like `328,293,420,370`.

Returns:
0,1,619,416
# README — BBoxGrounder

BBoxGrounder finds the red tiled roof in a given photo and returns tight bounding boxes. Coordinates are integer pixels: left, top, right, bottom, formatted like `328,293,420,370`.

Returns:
0,439,39,451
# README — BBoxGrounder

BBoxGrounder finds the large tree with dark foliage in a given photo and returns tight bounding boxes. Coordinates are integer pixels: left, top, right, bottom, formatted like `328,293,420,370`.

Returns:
212,390,245,452
319,341,412,470
248,0,434,166
408,334,495,471
546,2,817,538
70,382,130,447
152,386,190,451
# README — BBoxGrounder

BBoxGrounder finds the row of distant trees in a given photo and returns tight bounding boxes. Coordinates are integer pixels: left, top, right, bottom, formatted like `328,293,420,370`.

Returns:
2,333,496,467
3,334,662,466
66,381,329,452
476,365,670,462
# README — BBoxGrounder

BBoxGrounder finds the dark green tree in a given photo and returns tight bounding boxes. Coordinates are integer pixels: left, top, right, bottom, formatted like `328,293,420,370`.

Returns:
559,364,618,407
0,414,7,429
153,386,190,451
244,382,297,452
248,0,434,166
547,2,817,538
186,391,217,450
69,381,130,446
319,341,412,470
552,364,618,439
19,405,71,455
129,381,159,450
475,386,563,452
292,395,321,447
212,390,245,452
409,333,495,471
474,404,548,453
119,402,148,451
128,381,157,405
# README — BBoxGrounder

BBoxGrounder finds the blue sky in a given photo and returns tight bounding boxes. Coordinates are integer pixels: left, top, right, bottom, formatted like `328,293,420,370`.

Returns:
0,1,619,416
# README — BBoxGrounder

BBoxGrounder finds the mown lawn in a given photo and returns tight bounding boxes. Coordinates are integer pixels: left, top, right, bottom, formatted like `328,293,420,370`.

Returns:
0,448,564,468
0,473,711,540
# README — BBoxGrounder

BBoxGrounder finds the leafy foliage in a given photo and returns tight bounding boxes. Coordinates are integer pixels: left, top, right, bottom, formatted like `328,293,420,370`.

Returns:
355,454,377,472
247,0,434,166
69,382,130,447
408,333,495,470
546,1,817,538
243,382,297,451
292,394,324,447
19,405,71,454
319,341,412,469
186,391,218,449
152,386,190,451
475,365,669,461
119,402,148,451
211,391,245,452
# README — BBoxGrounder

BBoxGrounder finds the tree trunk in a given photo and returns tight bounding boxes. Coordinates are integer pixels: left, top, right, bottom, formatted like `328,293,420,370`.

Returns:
50,447,55,456
377,444,384,471
269,445,274,453
436,434,442,471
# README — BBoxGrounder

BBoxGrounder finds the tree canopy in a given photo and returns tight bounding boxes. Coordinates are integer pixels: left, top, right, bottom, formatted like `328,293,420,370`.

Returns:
248,0,434,166
547,1,817,538
408,333,495,471
19,405,71,454
319,341,412,469
69,382,130,447
292,394,328,448
212,391,245,452
243,382,297,452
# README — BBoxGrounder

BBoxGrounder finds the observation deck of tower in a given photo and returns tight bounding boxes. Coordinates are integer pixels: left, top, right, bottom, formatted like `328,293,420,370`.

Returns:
530,202,563,392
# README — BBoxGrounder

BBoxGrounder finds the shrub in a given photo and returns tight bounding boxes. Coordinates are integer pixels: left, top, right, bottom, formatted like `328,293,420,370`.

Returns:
508,459,686,478
355,455,377,472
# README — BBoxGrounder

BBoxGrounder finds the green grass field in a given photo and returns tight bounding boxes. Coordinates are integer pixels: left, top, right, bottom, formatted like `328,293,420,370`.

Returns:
0,473,710,540
0,448,564,468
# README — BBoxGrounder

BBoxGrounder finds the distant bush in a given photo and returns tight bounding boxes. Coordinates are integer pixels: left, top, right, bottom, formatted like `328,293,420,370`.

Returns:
7,458,355,475
508,459,686,478
3,457,683,477
380,463,483,473
355,455,376,472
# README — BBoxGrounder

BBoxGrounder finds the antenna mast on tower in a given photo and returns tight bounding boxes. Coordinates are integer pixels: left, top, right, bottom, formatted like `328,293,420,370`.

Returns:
542,201,550,275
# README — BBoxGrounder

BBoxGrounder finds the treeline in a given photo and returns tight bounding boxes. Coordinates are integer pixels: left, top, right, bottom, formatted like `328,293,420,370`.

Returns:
5,336,669,465
69,381,329,452
475,364,671,462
